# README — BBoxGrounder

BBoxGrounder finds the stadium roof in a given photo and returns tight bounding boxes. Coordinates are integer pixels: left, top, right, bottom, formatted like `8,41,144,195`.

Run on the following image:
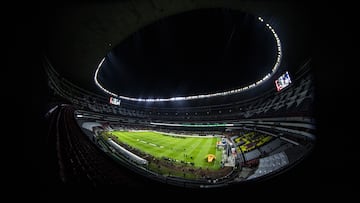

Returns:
41,1,312,102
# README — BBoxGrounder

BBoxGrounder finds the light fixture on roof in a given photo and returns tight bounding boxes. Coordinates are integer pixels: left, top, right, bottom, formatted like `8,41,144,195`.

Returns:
94,16,282,102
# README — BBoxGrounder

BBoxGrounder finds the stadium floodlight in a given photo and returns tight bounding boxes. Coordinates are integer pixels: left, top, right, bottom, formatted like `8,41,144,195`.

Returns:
94,16,282,102
150,122,234,127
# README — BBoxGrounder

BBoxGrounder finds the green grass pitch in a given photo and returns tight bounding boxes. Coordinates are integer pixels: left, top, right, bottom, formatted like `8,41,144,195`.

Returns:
111,131,223,170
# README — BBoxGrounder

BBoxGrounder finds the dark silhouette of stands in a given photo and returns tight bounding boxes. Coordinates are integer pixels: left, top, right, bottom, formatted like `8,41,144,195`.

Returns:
43,57,316,189
44,58,314,123
47,105,163,189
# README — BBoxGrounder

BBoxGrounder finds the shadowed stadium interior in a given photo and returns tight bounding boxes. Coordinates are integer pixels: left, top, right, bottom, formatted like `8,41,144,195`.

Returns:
42,0,314,190
25,0,355,194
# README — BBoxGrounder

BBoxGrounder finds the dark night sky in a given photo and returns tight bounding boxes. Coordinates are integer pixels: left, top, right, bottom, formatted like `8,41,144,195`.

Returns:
97,8,277,98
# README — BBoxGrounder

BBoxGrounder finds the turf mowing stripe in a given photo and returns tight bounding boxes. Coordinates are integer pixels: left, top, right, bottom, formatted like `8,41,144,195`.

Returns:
114,132,184,158
132,132,181,150
162,138,195,159
143,133,182,154
185,138,209,161
192,138,215,169
111,131,221,169
113,132,161,155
